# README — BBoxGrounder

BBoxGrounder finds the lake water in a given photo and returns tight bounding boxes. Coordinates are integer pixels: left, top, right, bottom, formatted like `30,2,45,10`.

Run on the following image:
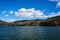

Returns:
0,26,60,40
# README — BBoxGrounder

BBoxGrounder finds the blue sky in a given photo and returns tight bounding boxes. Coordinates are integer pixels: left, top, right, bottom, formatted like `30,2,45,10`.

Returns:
0,0,60,22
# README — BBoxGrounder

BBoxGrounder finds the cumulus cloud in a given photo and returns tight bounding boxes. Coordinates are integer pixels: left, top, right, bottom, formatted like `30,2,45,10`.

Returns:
2,10,7,14
56,2,60,8
9,11,14,14
2,8,60,20
2,10,14,14
48,12,60,17
5,14,9,17
14,8,60,19
49,0,60,8
15,8,47,19
49,0,60,2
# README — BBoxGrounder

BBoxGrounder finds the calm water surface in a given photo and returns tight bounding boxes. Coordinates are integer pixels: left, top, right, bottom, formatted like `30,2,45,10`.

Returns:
0,26,60,40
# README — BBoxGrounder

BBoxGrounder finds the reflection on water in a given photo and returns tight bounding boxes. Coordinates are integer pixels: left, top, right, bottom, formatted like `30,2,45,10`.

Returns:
0,26,60,40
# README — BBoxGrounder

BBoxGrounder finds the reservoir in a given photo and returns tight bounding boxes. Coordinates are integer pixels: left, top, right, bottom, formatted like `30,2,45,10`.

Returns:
0,26,60,40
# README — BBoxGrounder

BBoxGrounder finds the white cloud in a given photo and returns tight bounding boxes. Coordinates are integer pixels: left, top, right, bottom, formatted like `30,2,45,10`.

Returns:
9,11,14,14
48,12,60,17
15,8,47,19
56,2,60,8
1,8,59,20
5,14,9,17
2,10,7,14
14,8,60,19
49,0,60,8
18,8,27,11
49,0,60,2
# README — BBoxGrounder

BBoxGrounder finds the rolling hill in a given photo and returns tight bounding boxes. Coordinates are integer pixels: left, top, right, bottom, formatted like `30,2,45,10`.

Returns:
0,16,60,26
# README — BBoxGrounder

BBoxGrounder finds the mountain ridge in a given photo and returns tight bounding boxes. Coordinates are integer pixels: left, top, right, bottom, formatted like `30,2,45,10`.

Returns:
0,16,60,26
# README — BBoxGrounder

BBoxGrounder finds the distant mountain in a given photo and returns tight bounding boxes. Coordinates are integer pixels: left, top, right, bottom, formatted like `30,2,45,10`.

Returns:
0,20,8,26
0,16,60,26
40,16,60,26
48,16,60,19
8,20,42,26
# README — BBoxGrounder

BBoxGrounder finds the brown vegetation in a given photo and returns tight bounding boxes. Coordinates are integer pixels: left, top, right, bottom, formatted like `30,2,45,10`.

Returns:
0,16,60,26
